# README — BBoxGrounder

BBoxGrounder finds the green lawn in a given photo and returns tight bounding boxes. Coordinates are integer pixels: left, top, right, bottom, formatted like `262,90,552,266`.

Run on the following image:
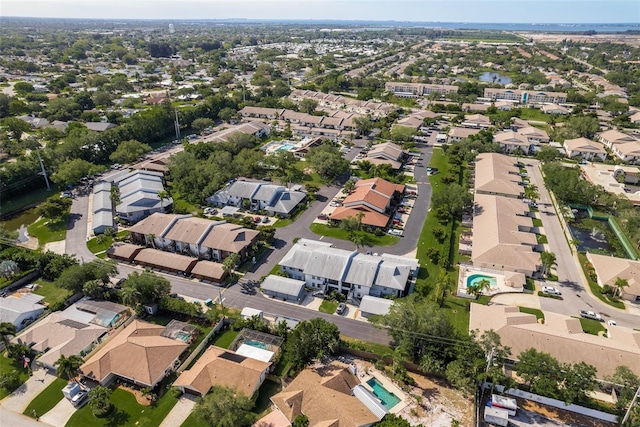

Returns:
519,306,545,322
441,297,474,335
273,202,310,228
0,185,62,219
33,280,71,308
519,108,553,123
23,377,67,418
210,330,238,349
309,223,400,246
578,253,626,310
577,317,607,335
536,234,548,244
340,336,392,356
319,299,338,314
27,214,69,247
272,359,293,378
0,351,31,399
293,160,326,188
66,387,178,427
532,218,543,227
252,379,282,418
87,231,130,255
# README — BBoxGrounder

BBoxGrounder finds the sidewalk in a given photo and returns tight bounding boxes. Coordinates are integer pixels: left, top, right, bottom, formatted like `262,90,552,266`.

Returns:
0,369,56,414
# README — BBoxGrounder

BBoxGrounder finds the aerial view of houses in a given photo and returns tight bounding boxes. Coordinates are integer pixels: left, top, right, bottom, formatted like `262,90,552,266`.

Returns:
1,4,640,427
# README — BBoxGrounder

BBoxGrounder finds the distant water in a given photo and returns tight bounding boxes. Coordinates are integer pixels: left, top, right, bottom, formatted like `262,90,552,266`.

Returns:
479,72,512,85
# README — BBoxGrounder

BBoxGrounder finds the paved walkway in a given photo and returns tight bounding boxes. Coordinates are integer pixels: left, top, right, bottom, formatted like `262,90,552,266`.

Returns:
0,370,56,414
159,394,196,427
39,398,74,427
0,407,53,427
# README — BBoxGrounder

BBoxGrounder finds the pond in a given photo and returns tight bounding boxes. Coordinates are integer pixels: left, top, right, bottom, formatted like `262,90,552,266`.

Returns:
567,211,627,258
478,71,512,85
0,207,40,232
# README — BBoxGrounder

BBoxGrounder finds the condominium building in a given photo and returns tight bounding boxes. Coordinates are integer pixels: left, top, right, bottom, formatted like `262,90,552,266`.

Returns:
385,81,459,98
483,88,567,104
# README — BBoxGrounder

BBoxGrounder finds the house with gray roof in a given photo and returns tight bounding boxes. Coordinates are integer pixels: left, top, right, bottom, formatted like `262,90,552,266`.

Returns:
279,239,418,301
358,295,394,318
115,170,172,223
207,180,306,217
260,275,306,302
92,180,114,234
0,293,46,331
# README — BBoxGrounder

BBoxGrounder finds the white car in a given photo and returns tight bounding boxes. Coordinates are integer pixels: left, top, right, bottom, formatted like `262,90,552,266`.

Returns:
607,320,617,327
542,286,561,295
388,229,403,236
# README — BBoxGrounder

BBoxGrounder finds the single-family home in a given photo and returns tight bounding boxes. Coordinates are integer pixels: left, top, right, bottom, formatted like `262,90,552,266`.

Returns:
85,122,117,132
330,178,404,229
174,346,270,397
270,362,381,426
0,293,46,331
587,252,640,303
279,239,418,300
541,104,570,115
80,320,189,388
470,304,640,377
563,137,607,162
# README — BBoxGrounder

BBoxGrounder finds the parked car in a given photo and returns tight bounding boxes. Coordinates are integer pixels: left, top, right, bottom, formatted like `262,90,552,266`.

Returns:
253,216,261,223
317,214,329,220
60,191,73,198
542,286,561,295
262,216,270,223
336,303,347,315
397,208,408,214
388,229,403,236
329,201,340,207
607,319,617,326
312,291,325,298
579,310,603,321
204,207,215,215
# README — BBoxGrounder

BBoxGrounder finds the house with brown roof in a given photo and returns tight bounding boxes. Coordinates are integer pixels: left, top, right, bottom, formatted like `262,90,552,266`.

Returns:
494,131,534,155
174,346,270,397
597,129,640,149
448,127,481,143
611,140,640,165
270,362,381,427
587,253,640,303
470,304,640,377
474,153,524,198
239,106,284,120
563,137,607,162
471,194,541,276
363,142,407,170
129,213,259,262
80,320,188,388
461,114,492,129
331,178,404,229
134,249,199,275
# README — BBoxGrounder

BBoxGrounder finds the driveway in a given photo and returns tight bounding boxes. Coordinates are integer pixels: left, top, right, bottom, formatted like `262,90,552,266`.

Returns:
159,394,196,427
39,398,75,427
0,369,56,414
525,161,639,327
0,408,53,427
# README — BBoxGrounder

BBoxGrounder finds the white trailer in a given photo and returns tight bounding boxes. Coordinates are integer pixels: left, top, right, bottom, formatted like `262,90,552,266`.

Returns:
484,406,509,427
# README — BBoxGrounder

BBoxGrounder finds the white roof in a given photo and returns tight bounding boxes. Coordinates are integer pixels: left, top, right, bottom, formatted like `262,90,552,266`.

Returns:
235,343,274,363
359,296,394,316
260,275,306,297
0,295,46,325
241,307,263,318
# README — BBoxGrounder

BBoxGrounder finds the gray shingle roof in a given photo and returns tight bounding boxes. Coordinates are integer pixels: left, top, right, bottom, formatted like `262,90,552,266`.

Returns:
261,275,306,297
358,295,394,316
343,254,381,286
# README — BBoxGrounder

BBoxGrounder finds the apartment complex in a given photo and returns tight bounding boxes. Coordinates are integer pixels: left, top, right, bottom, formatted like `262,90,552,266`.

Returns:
484,88,567,104
385,81,459,98
279,239,418,301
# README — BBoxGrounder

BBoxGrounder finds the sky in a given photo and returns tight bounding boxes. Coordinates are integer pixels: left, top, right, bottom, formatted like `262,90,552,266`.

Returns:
1,0,639,23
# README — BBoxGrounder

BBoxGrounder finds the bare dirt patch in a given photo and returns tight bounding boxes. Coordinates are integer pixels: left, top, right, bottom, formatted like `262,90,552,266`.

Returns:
516,398,616,427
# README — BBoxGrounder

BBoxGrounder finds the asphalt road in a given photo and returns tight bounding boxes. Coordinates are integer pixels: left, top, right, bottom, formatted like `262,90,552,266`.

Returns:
525,162,639,328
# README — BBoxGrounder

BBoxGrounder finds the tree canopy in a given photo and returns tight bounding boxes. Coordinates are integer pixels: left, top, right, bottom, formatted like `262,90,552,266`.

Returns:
194,385,254,427
285,318,341,369
305,143,350,180
109,139,152,164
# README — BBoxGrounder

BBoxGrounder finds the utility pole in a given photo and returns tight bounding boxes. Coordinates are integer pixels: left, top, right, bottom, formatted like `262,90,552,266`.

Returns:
36,150,50,191
218,288,225,318
622,385,640,425
477,347,496,427
174,110,181,140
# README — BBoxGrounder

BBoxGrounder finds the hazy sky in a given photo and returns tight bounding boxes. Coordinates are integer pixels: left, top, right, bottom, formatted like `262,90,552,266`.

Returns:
1,0,639,23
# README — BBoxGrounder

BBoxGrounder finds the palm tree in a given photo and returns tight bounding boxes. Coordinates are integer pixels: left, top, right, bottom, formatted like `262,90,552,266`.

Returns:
614,277,629,298
54,354,83,382
88,385,113,417
222,252,240,280
0,322,17,350
540,251,557,277
467,278,491,300
147,233,156,249
524,184,539,202
157,190,169,213
350,233,366,251
120,285,141,308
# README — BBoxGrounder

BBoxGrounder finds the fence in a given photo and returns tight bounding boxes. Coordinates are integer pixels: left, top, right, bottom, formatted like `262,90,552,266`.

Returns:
176,318,225,374
487,384,618,424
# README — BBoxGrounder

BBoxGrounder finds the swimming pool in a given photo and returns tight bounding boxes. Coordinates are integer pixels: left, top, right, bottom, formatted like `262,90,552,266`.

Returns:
244,339,268,350
367,377,401,410
276,144,295,151
466,273,497,288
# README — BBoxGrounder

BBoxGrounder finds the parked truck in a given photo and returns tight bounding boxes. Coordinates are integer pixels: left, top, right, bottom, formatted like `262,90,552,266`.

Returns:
579,310,603,321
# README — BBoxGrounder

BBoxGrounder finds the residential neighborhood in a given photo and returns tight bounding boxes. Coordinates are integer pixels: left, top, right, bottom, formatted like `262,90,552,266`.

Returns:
1,10,640,427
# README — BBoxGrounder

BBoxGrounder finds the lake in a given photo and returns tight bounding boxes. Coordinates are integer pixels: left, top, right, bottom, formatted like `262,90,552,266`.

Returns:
479,72,512,85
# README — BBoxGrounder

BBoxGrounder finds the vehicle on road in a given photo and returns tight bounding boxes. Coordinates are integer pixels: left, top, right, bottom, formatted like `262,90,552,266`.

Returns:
579,310,603,321
607,320,617,326
542,286,561,295
336,303,347,315
388,229,402,236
